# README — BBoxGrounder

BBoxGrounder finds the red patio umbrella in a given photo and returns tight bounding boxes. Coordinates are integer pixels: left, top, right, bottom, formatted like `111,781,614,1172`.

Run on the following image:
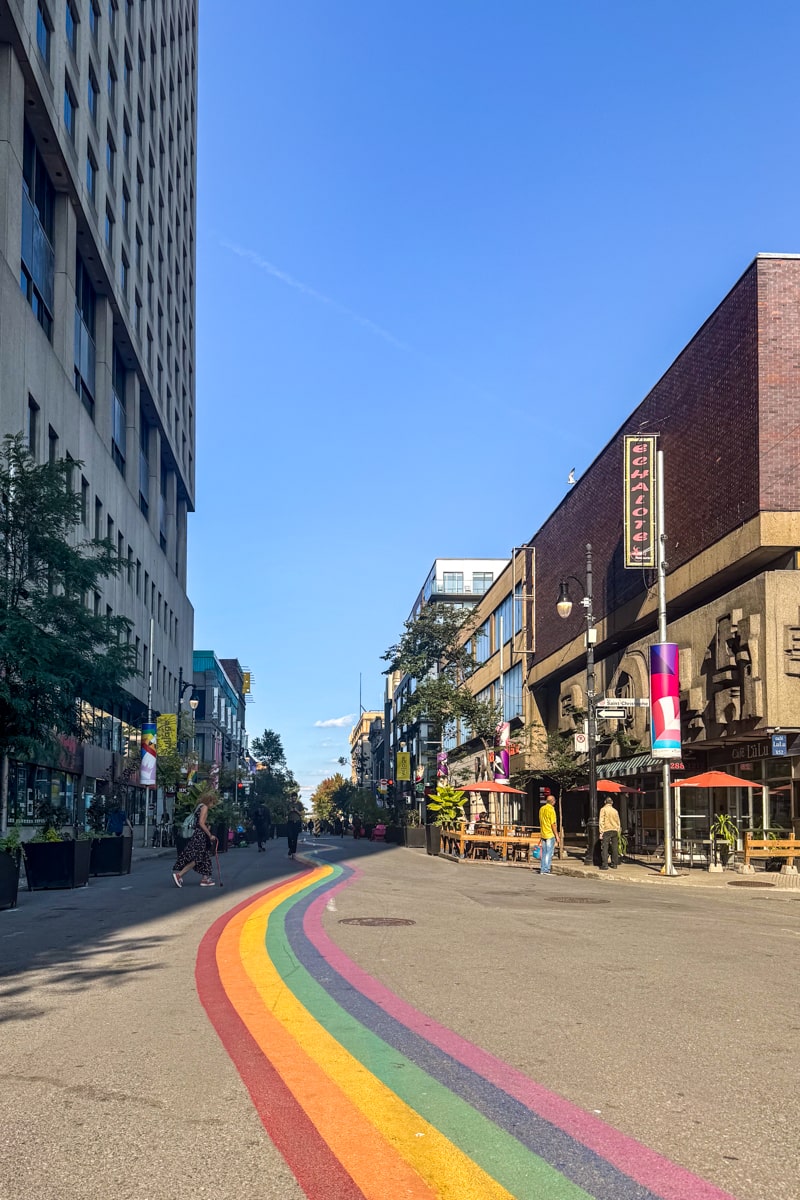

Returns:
573,780,641,794
459,781,526,794
670,770,759,788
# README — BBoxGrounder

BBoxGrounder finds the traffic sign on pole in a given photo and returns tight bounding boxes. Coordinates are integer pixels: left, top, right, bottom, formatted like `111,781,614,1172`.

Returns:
597,707,627,720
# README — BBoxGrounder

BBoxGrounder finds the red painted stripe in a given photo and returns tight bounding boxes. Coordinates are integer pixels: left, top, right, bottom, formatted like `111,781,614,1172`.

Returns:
304,873,736,1200
196,881,368,1200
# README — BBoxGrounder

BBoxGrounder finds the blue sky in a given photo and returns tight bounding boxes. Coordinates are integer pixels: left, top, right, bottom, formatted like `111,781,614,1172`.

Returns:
189,1,800,797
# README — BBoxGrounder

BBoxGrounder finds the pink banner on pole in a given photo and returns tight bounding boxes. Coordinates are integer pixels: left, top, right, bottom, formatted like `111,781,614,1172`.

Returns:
649,642,682,758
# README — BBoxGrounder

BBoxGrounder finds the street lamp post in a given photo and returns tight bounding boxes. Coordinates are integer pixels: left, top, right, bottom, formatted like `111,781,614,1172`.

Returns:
557,542,598,866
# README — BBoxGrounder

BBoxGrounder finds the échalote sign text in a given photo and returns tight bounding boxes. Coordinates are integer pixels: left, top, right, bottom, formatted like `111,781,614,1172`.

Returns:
623,435,657,569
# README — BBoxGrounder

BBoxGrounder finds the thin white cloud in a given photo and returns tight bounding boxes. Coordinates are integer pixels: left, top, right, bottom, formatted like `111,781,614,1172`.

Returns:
222,241,412,352
314,714,355,729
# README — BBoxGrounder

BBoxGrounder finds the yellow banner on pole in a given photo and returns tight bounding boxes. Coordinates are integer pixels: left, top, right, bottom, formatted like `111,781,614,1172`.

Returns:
396,751,411,781
157,713,177,754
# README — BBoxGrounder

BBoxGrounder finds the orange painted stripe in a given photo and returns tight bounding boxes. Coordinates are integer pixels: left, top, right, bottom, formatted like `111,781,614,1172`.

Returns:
216,878,438,1200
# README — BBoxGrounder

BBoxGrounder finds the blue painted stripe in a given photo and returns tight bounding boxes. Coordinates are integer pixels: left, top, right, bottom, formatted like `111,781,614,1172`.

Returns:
283,864,662,1200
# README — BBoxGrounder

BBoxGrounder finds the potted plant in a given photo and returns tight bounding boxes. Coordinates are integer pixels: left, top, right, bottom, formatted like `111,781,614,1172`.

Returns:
402,812,427,849
0,826,22,910
22,802,92,890
424,784,466,856
710,812,739,868
86,799,133,877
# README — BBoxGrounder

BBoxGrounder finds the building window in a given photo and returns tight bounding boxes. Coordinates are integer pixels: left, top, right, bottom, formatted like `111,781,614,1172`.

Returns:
74,254,96,417
121,185,129,231
111,345,126,474
104,204,114,250
122,117,131,162
20,124,55,339
133,289,141,335
442,572,464,594
87,68,98,125
139,419,149,515
89,0,99,42
120,252,129,298
107,61,116,111
94,497,102,540
65,0,78,53
123,49,131,92
106,128,116,180
476,621,490,665
86,149,97,202
36,1,52,69
472,572,494,594
48,425,58,464
81,476,90,525
63,76,77,141
502,662,523,722
27,396,39,457
107,0,117,37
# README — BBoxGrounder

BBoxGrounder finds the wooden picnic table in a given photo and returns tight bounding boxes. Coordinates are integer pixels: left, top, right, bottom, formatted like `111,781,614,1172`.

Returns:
440,824,543,863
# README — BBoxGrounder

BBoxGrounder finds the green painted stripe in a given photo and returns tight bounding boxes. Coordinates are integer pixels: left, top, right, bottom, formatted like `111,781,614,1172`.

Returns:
264,872,592,1200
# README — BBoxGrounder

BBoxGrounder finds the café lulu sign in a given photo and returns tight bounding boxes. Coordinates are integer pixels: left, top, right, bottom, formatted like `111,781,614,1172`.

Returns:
623,434,657,569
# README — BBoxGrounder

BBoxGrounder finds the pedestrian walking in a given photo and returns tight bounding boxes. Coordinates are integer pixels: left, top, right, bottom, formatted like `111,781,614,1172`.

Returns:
538,790,559,875
171,791,219,887
287,809,303,859
599,797,621,870
253,804,270,851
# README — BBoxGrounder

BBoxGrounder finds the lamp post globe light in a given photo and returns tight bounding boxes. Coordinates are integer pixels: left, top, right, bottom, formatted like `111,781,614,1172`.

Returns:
556,542,599,867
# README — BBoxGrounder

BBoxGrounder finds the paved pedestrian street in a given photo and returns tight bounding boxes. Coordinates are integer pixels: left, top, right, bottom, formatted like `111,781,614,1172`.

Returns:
1,839,798,1199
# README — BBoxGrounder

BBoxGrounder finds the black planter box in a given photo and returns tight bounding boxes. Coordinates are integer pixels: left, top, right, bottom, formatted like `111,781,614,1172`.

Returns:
23,839,92,890
425,825,441,856
403,826,426,849
90,836,133,876
0,849,21,910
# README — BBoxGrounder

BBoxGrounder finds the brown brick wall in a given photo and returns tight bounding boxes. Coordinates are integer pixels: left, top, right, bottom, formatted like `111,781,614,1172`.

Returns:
757,257,800,511
533,257,777,663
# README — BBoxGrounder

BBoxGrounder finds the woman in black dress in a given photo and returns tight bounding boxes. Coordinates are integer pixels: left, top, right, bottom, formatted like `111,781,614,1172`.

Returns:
172,791,219,887
286,809,303,859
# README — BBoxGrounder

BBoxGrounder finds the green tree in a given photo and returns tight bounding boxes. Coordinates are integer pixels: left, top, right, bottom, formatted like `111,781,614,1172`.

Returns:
310,773,350,824
0,435,137,832
425,783,467,827
251,728,287,771
517,727,584,859
383,604,478,741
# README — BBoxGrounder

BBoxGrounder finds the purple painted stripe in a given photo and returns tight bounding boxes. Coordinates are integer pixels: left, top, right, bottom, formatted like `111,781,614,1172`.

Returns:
304,871,737,1200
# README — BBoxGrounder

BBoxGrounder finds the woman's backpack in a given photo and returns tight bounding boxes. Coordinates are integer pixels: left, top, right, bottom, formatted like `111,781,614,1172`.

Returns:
181,806,200,838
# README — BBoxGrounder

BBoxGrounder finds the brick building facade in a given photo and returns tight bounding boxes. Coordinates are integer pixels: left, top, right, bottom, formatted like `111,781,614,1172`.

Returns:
443,255,800,851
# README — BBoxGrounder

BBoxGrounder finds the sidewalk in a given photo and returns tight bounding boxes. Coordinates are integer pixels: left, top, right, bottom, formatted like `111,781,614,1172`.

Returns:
438,844,800,890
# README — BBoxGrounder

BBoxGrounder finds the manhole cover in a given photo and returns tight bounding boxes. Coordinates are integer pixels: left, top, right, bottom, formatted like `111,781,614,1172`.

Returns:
545,897,610,905
727,880,775,888
339,917,416,927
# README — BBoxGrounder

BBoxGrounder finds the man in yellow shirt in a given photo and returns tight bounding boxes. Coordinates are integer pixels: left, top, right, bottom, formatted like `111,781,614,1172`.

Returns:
538,789,558,875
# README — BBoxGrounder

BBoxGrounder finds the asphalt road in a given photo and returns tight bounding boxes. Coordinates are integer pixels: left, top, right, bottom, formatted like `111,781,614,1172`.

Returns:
0,836,797,1200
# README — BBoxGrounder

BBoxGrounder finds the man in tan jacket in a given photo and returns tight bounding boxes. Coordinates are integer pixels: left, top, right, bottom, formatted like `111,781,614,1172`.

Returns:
598,798,621,870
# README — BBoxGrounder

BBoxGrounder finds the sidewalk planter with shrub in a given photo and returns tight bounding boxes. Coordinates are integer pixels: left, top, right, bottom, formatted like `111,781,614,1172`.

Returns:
425,824,441,856
403,825,426,849
90,835,133,876
23,838,92,890
0,834,21,909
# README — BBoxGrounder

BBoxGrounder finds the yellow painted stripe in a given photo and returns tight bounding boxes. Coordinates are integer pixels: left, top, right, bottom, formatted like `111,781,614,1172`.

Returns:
231,876,517,1200
216,874,439,1200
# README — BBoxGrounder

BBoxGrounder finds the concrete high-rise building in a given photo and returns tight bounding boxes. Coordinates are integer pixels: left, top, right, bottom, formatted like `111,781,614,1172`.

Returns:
0,0,198,824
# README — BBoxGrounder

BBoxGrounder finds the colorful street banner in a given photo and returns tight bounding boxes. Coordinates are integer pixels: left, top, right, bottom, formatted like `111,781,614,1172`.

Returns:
493,722,510,783
436,751,448,778
623,435,657,569
157,713,177,754
140,721,157,787
649,643,682,758
396,751,411,782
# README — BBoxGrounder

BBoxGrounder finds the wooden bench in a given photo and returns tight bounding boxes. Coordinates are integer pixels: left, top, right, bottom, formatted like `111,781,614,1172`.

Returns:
743,834,800,870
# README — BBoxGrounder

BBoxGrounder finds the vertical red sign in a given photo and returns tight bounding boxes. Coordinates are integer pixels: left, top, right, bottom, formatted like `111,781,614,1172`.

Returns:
623,435,657,569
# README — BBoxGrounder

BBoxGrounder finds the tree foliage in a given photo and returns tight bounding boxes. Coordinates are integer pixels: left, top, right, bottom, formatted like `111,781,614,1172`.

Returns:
251,728,287,770
383,604,479,734
0,435,137,830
